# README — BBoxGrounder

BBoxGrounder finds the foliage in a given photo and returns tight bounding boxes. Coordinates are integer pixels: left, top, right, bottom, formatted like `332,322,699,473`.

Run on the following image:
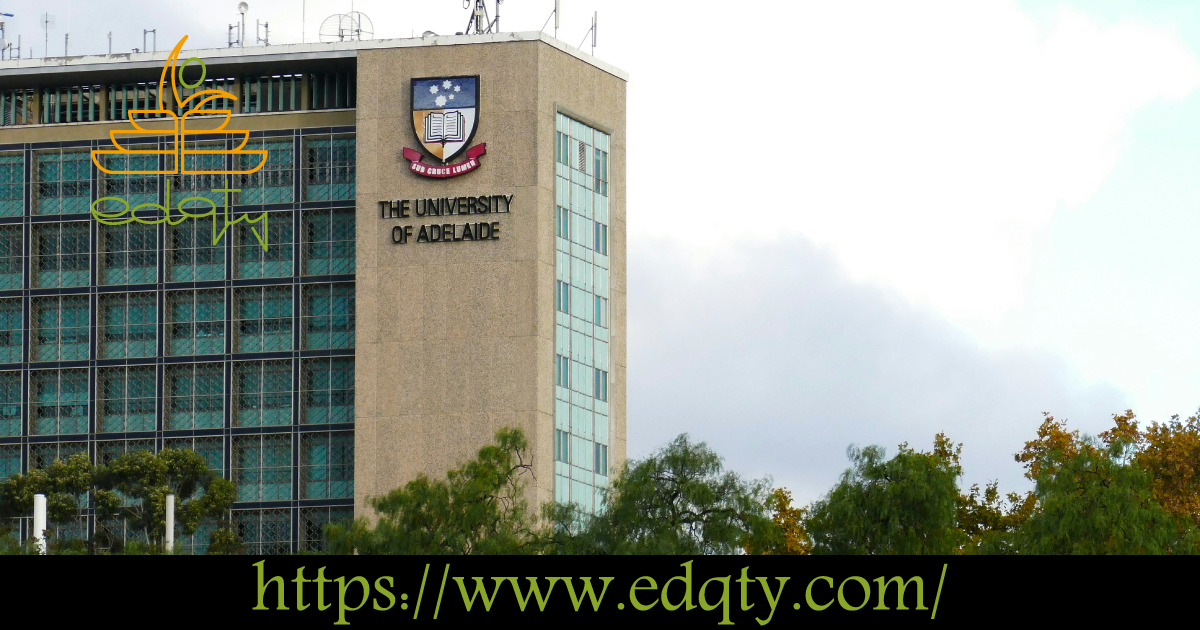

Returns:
755,488,812,554
1128,412,1200,529
805,433,963,555
327,428,537,555
554,434,778,555
956,482,1035,554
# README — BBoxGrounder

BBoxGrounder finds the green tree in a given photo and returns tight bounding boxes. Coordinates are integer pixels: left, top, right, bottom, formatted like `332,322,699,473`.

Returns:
805,433,963,554
551,434,777,555
1013,414,1197,554
327,428,538,554
0,453,94,552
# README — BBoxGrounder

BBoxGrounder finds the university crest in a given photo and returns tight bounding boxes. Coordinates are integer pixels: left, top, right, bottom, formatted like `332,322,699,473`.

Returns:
403,75,487,178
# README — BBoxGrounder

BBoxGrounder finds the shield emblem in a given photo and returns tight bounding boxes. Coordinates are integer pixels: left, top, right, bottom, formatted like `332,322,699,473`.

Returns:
411,76,479,164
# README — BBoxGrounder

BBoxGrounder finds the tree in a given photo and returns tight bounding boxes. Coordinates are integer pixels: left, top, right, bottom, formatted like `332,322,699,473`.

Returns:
327,428,538,554
0,453,94,552
756,488,812,555
956,482,1035,555
805,433,963,554
1014,413,1197,554
554,434,778,555
1126,411,1200,531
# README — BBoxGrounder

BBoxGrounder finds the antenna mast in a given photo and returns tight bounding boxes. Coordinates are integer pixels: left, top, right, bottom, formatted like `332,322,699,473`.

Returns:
463,0,503,35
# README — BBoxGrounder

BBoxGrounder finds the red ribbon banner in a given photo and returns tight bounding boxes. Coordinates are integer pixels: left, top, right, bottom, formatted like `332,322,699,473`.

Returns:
403,144,487,178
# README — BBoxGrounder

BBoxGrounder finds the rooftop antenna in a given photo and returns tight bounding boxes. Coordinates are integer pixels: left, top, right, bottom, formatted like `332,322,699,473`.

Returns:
64,32,68,56
107,31,112,56
40,12,54,59
238,2,248,47
143,29,156,53
318,11,373,42
0,16,8,59
540,0,559,38
463,0,503,35
578,11,596,55
256,19,269,45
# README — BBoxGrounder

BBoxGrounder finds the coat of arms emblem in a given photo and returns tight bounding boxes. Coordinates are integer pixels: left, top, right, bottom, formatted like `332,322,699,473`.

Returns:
403,75,487,178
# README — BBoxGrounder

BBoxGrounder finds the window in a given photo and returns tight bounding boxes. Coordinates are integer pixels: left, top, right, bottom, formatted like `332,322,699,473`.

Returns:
97,366,156,433
30,369,88,435
0,298,21,363
164,436,224,473
594,296,608,329
302,358,354,424
236,138,295,204
594,443,608,476
556,206,569,238
301,135,355,201
233,435,292,501
99,223,157,285
233,360,292,427
593,221,608,255
302,208,355,275
32,221,90,288
99,292,157,358
0,225,23,289
169,140,225,206
299,506,353,553
167,289,225,356
308,71,356,110
555,428,569,462
594,147,609,196
233,508,292,555
235,211,292,278
165,362,225,430
33,149,90,215
28,441,87,469
556,280,570,314
96,439,154,466
556,354,569,388
594,369,608,402
301,431,354,499
0,151,22,217
168,215,224,281
0,371,19,437
235,285,293,352
243,74,303,113
302,283,354,349
99,144,157,202
0,444,19,480
32,295,89,361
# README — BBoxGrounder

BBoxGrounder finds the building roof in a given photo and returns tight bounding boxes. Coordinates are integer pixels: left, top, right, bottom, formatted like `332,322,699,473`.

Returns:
0,31,629,86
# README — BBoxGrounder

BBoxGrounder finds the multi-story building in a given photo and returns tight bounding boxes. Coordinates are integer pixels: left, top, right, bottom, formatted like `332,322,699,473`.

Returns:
0,30,626,553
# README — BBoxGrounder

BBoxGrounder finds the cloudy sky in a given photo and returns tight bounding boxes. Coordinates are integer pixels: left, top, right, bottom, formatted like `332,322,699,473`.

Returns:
10,0,1200,502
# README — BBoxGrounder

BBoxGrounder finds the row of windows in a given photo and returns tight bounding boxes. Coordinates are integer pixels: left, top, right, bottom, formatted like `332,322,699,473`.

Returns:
555,279,609,327
0,357,352,436
555,132,609,196
0,134,354,216
0,432,352,502
0,283,353,362
555,354,608,401
555,206,609,255
553,428,609,475
0,208,353,290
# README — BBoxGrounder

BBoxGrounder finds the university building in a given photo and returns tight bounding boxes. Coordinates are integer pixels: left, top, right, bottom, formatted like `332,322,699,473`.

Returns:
0,31,626,553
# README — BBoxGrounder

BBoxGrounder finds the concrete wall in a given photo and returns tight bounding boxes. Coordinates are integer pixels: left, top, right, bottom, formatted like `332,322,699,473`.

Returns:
354,39,626,515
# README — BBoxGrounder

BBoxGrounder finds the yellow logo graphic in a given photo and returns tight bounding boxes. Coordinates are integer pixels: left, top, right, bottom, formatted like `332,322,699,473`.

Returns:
91,35,266,175
91,36,271,251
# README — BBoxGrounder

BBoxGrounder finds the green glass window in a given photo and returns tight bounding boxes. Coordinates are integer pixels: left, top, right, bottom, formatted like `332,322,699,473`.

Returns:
100,144,157,207
0,444,18,480
233,359,292,427
0,370,19,437
164,436,224,473
302,208,355,275
33,149,90,215
99,292,157,358
301,283,354,349
32,295,89,361
233,508,292,555
169,140,225,205
236,138,295,205
28,441,87,469
30,369,88,435
167,289,225,356
299,506,353,553
165,362,224,430
235,211,292,278
167,217,225,281
233,436,291,502
235,285,293,353
301,358,354,424
0,298,21,363
97,366,156,433
0,151,22,217
33,221,90,288
301,431,354,499
96,439,154,465
301,135,355,201
100,222,157,285
0,224,22,289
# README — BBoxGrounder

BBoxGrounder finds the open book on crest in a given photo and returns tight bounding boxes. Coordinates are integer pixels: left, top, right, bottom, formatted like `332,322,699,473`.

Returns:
424,111,465,144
